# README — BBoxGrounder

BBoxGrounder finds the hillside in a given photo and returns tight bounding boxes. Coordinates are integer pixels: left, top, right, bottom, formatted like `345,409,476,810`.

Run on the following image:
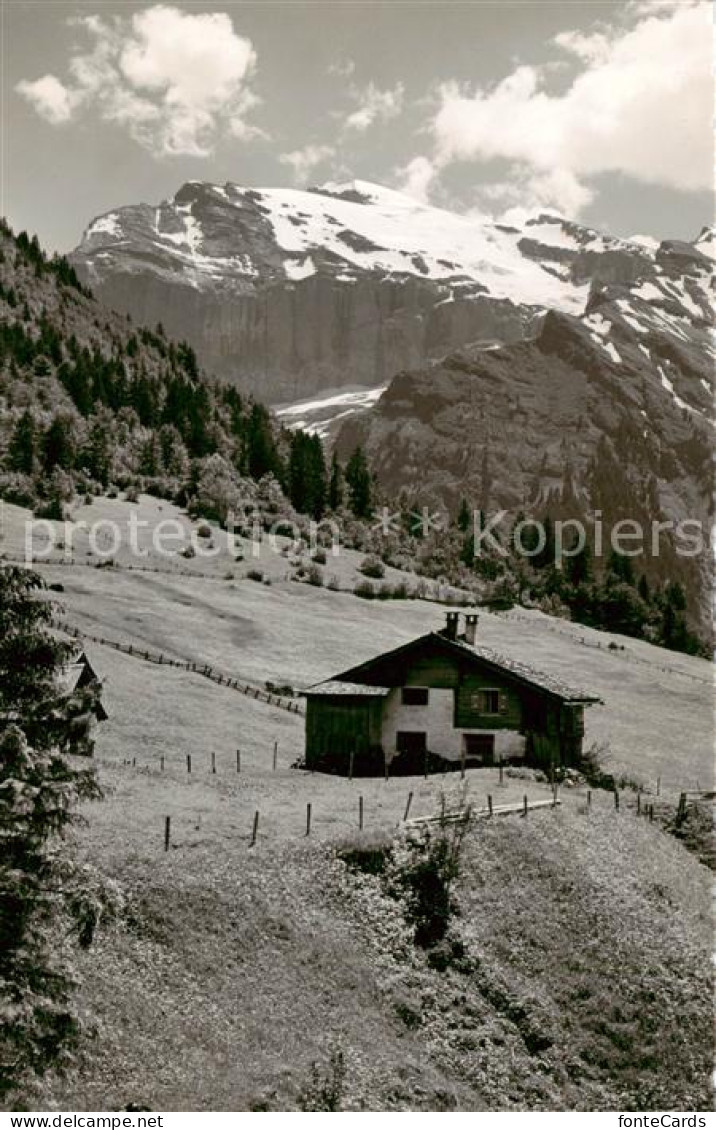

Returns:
3,495,712,1111
70,181,660,402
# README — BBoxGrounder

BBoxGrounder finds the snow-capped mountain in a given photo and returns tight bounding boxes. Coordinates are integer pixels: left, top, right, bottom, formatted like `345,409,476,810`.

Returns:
71,179,655,401
334,230,713,627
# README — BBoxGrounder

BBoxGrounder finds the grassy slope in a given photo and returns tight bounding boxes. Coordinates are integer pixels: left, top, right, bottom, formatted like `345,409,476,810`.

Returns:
24,803,712,1111
2,495,713,1111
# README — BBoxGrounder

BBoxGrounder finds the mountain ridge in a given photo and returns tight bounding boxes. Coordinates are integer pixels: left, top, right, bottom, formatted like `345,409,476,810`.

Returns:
70,179,683,402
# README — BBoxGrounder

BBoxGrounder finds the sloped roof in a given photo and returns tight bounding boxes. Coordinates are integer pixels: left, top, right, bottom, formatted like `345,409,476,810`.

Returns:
57,650,92,695
332,631,602,705
305,680,391,697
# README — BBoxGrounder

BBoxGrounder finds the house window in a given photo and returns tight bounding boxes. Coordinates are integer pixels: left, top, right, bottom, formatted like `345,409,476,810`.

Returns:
396,731,427,755
469,688,503,714
402,686,429,706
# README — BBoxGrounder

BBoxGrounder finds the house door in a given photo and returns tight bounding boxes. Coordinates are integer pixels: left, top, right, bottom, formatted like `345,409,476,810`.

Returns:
396,731,428,756
463,733,495,766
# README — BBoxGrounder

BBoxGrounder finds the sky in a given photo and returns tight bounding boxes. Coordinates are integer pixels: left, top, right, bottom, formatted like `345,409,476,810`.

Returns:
2,0,713,252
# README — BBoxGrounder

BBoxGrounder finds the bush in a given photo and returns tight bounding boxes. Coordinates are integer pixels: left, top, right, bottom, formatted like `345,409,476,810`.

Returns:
312,548,327,565
297,1049,346,1112
335,830,393,875
247,568,264,583
354,580,375,600
306,564,323,587
196,522,212,539
359,554,385,579
387,819,469,950
181,545,195,559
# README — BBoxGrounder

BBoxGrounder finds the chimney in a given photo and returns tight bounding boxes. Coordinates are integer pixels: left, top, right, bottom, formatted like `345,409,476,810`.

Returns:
464,613,479,646
443,611,459,641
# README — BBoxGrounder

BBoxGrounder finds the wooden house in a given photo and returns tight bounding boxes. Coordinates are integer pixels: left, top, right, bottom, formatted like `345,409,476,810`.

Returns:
304,612,601,775
59,650,108,755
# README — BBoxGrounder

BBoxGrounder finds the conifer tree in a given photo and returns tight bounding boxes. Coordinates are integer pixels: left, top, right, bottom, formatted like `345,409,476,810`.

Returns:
0,566,104,1099
8,410,36,474
345,446,373,519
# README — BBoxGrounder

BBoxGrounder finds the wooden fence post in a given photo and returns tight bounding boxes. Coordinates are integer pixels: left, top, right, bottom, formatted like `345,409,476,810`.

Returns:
273,740,278,771
187,754,192,774
250,810,259,847
160,755,164,772
649,803,654,823
306,803,312,837
614,787,620,810
636,790,641,816
523,794,528,817
164,816,171,852
211,751,216,775
677,792,687,824
403,791,413,822
236,749,241,773
587,789,592,809
656,776,661,797
359,795,364,831
460,746,466,780
487,794,493,817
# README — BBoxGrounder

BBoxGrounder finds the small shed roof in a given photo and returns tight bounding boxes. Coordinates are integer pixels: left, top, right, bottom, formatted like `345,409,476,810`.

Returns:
305,680,392,698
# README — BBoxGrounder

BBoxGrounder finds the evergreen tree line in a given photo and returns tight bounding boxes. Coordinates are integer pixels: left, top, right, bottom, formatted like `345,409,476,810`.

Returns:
455,500,704,656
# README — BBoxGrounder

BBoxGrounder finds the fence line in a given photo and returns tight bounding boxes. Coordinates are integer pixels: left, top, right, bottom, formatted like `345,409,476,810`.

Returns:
53,617,304,716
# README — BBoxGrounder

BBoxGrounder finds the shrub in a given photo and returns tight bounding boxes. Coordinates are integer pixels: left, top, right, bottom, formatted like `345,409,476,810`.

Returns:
297,1048,346,1112
335,830,393,875
354,580,375,600
181,545,195,559
306,564,324,587
312,548,327,565
387,819,469,950
246,568,264,582
359,554,385,579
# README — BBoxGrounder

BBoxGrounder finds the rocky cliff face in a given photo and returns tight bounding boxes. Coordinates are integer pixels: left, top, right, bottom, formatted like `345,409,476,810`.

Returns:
70,179,655,402
335,235,714,626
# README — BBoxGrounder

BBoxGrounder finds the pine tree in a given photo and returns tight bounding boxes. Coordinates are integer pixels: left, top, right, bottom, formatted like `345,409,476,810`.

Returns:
566,535,593,586
345,446,373,519
8,410,36,474
42,416,74,474
0,566,104,1099
328,451,343,511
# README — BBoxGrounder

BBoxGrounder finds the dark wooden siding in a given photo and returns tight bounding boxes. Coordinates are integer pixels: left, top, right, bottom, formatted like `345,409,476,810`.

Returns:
454,673,522,730
305,697,383,772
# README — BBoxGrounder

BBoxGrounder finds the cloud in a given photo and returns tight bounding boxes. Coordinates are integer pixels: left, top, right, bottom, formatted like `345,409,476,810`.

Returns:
473,168,596,225
280,144,336,184
16,74,78,124
429,0,711,213
343,82,405,132
16,5,261,157
393,156,437,203
327,58,355,78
